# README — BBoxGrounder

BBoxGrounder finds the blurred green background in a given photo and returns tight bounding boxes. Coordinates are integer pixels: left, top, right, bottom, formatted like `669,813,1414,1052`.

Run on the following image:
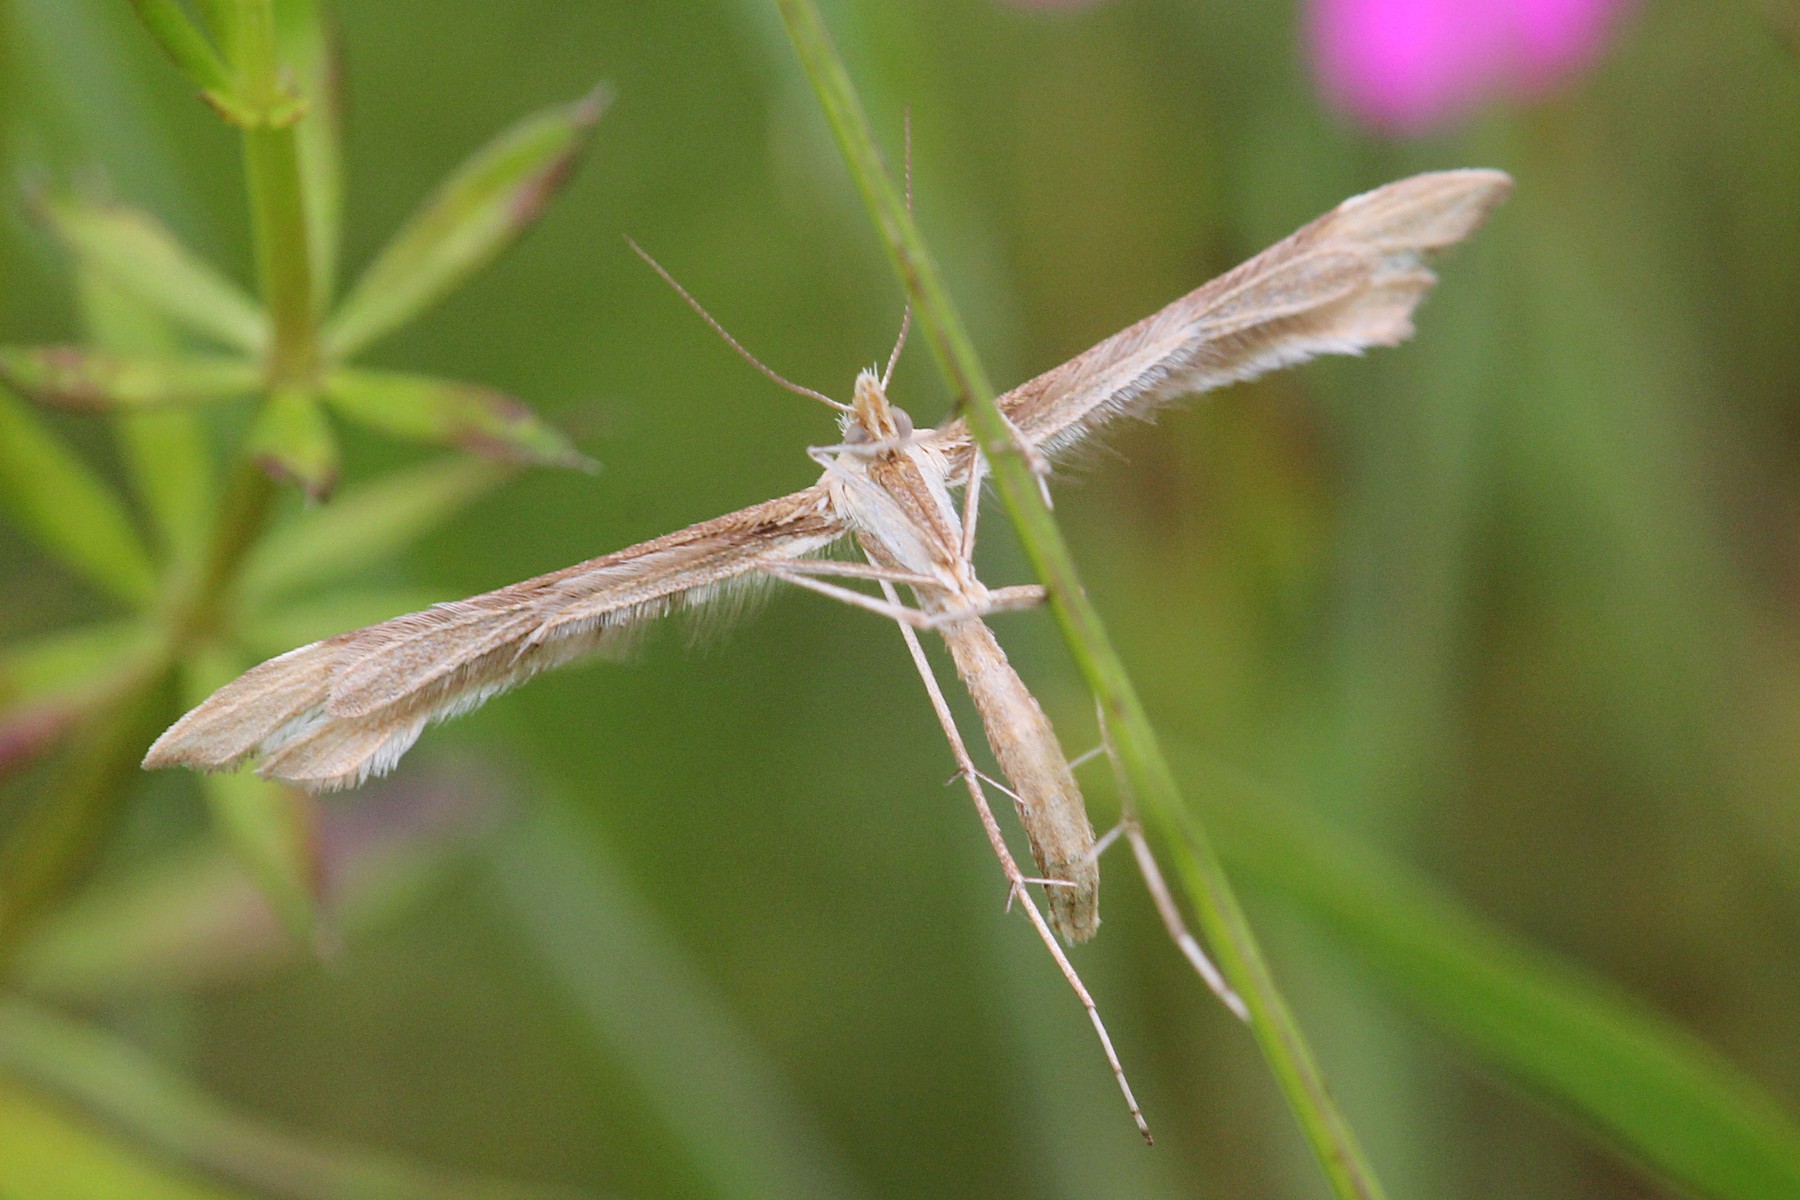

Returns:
2,1,1799,1197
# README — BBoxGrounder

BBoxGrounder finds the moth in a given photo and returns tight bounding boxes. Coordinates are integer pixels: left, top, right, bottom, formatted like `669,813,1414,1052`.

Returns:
146,169,1510,1130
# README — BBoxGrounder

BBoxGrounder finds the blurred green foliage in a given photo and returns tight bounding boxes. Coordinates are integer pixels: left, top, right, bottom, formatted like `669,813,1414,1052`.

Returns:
2,1,1799,1198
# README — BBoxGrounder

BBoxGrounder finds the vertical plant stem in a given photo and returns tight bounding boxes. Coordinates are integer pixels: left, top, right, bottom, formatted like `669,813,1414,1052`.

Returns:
774,3,1386,1195
246,125,315,378
236,0,315,380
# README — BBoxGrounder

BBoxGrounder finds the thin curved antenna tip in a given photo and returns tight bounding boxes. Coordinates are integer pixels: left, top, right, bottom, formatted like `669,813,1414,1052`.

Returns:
880,111,915,392
625,237,852,413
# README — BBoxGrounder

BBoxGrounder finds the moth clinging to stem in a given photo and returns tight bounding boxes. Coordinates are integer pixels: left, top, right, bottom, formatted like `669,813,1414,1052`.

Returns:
146,167,1511,1136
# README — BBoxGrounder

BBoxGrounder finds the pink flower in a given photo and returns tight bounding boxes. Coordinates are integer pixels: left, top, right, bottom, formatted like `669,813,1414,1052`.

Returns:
1309,0,1630,134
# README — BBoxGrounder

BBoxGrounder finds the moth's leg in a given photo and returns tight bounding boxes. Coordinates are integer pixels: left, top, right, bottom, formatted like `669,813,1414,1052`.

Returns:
1090,701,1249,1022
880,577,1151,1143
769,557,937,589
957,450,985,564
982,585,1048,614
764,567,934,628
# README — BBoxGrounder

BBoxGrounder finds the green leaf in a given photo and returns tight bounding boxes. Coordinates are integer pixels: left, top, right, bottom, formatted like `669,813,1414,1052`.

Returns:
0,1003,587,1200
125,0,253,124
324,368,591,469
275,0,344,307
78,270,218,565
0,1077,254,1200
37,195,267,354
182,651,321,949
242,588,447,655
0,347,260,412
246,388,338,500
0,391,157,607
240,455,507,603
0,681,170,956
12,786,494,1000
323,86,609,358
0,621,153,711
1200,762,1800,1200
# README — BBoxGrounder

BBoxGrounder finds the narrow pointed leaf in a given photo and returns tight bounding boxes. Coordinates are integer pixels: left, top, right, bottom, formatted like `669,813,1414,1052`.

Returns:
183,651,323,949
14,777,500,998
0,1003,588,1200
324,87,609,358
0,391,157,606
240,455,506,603
38,196,267,353
0,620,152,710
247,388,338,500
324,368,591,468
1201,764,1800,1200
126,0,253,123
0,346,260,412
80,270,218,564
276,0,345,305
0,1078,254,1200
243,589,451,655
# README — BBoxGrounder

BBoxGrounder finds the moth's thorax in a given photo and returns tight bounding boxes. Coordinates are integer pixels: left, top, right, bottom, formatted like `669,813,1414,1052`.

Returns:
822,372,975,600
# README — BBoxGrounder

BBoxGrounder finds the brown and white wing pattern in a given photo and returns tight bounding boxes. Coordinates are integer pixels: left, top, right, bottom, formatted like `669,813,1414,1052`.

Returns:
144,485,845,792
930,169,1511,465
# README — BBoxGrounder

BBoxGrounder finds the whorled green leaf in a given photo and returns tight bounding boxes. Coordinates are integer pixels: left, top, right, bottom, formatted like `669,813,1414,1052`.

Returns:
324,368,591,469
79,267,218,565
275,0,345,307
181,651,321,949
13,777,501,998
0,346,260,412
239,454,507,604
246,388,338,500
36,196,267,353
241,588,447,656
1198,760,1800,1200
126,0,254,125
323,86,610,359
0,621,153,711
0,1003,588,1200
0,680,170,957
0,391,157,607
0,1078,254,1200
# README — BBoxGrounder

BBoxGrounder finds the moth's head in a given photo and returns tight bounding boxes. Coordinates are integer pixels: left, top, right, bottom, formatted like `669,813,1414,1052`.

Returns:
845,368,913,446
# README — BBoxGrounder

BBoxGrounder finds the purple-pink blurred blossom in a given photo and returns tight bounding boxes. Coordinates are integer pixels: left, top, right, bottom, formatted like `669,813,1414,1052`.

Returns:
1310,0,1631,133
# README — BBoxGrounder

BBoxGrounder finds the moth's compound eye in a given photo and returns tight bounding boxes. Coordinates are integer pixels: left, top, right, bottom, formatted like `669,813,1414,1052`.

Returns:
844,423,872,445
892,407,914,440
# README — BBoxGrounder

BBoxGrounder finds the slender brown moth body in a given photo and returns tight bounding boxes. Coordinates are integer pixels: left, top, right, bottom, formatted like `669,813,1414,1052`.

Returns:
146,169,1511,1133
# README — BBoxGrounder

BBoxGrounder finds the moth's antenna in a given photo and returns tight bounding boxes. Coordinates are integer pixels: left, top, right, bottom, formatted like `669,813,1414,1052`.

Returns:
627,237,852,413
881,111,915,391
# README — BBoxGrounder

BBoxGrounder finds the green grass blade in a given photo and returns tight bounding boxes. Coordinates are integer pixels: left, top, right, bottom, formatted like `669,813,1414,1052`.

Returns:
0,1077,254,1200
491,797,870,1200
239,455,507,604
774,3,1385,1192
0,390,157,607
37,196,267,354
1199,761,1800,1200
323,368,590,469
323,87,609,359
0,347,260,412
0,1001,593,1200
